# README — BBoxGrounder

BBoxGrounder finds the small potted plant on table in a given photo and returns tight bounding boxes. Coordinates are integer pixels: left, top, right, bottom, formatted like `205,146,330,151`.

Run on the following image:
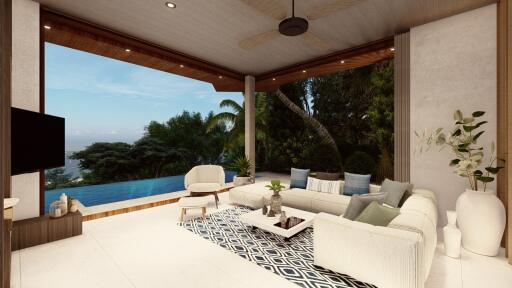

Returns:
266,180,286,216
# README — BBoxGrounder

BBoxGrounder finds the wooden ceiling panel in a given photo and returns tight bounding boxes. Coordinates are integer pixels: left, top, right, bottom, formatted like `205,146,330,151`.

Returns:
42,10,245,92
256,37,394,91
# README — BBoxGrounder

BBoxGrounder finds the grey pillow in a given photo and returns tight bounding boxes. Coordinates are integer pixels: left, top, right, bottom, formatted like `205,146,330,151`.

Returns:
290,168,310,189
343,193,386,220
380,179,413,208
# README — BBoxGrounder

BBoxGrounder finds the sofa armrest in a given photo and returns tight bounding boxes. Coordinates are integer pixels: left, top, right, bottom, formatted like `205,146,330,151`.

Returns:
314,213,425,288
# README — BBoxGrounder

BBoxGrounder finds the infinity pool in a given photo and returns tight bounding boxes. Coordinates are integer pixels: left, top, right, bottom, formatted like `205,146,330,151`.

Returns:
45,171,236,213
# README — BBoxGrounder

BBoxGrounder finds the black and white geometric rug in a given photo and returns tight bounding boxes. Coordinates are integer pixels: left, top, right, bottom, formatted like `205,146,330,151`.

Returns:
179,207,376,288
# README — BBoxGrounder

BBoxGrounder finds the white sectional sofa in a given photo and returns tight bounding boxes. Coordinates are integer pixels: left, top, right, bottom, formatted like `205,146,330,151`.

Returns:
229,180,381,215
229,181,437,288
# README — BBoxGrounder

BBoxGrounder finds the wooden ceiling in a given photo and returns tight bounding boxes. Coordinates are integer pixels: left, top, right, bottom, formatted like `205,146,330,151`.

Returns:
42,10,245,92
38,0,497,92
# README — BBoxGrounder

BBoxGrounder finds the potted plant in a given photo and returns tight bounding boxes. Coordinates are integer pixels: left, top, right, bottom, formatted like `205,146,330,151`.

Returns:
230,156,253,187
265,179,286,215
417,110,505,256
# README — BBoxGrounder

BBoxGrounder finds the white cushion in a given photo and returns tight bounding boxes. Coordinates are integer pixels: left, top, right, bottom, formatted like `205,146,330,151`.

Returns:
178,196,209,208
188,183,221,192
306,177,341,194
229,181,275,208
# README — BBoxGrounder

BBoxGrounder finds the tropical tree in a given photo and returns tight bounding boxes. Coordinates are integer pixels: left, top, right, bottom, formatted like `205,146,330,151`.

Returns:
45,168,73,190
130,137,184,178
71,142,136,184
274,89,342,171
146,111,227,166
365,61,394,180
207,93,267,152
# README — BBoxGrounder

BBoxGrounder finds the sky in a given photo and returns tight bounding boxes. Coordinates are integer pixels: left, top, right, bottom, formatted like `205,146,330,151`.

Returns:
45,43,242,151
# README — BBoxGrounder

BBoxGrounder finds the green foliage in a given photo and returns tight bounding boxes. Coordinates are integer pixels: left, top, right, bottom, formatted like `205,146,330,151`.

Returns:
230,156,252,177
45,168,75,190
71,111,228,185
66,60,395,186
207,93,267,152
344,151,376,176
416,110,505,191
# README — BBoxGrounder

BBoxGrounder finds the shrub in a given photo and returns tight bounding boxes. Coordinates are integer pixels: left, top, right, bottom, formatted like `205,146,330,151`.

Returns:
344,151,376,176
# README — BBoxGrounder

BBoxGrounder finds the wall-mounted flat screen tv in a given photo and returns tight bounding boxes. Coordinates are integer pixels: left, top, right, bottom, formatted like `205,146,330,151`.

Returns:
11,107,65,175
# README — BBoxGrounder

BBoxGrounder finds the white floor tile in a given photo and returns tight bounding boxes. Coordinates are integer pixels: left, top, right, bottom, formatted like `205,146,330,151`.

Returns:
12,191,512,288
425,245,462,288
10,250,20,288
19,234,134,288
460,248,512,288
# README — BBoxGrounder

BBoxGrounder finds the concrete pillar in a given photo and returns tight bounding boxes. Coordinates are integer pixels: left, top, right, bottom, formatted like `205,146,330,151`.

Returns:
244,75,256,179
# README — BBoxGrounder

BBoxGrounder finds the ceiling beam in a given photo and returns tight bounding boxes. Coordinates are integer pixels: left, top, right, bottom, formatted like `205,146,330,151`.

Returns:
41,8,246,92
255,37,395,91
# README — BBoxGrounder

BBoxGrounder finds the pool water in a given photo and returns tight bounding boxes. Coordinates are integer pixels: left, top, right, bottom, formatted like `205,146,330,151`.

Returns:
45,171,236,213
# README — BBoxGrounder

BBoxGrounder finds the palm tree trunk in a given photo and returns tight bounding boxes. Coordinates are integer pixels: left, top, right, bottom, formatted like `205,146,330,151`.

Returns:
275,89,341,163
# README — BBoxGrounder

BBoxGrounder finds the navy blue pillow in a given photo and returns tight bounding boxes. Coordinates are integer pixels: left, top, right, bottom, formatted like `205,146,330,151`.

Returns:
343,172,371,196
290,168,310,189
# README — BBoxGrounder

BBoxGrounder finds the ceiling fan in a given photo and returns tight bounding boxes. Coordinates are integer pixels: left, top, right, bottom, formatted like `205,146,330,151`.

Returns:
239,0,361,51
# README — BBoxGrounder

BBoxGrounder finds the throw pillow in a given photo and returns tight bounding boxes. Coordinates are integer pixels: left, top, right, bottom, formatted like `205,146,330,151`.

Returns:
343,172,371,196
306,177,341,194
290,168,310,189
343,193,386,220
379,178,414,207
315,172,341,181
355,201,400,226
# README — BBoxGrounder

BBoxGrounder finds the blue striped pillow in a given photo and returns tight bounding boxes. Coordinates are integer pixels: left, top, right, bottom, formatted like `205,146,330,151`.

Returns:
343,172,371,196
290,168,310,189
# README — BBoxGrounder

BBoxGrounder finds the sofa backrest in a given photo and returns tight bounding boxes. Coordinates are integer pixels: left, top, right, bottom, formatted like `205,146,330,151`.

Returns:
194,165,225,184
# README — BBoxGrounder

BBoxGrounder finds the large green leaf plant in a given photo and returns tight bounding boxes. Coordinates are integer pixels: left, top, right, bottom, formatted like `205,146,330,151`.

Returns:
416,110,504,191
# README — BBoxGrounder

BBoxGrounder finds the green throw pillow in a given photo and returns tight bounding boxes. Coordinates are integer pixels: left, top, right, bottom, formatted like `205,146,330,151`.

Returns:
355,201,400,227
343,193,386,220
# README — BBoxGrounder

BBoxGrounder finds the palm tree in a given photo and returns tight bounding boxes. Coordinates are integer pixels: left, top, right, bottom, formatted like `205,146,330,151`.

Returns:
207,93,267,151
275,89,341,164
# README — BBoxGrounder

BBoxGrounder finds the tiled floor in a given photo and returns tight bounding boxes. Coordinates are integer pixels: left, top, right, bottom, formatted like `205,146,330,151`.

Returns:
11,192,512,288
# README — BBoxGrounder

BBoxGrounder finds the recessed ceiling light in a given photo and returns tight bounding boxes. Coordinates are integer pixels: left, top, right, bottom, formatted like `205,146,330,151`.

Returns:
272,78,276,81
302,70,307,73
43,25,51,30
390,47,395,51
125,48,131,52
165,2,176,8
340,60,345,64
179,64,184,68
218,75,223,79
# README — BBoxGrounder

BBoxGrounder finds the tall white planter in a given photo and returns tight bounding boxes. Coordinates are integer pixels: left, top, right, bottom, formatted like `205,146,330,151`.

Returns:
456,189,506,256
233,176,251,187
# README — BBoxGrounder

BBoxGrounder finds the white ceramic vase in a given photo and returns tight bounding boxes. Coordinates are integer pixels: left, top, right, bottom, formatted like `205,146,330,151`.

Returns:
443,211,461,258
233,176,251,187
456,189,506,256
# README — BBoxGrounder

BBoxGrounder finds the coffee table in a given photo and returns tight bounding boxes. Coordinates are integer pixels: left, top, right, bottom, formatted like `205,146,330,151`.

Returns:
239,206,315,240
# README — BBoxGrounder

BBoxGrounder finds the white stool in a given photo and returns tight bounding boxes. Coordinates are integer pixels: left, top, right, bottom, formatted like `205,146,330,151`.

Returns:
178,196,210,222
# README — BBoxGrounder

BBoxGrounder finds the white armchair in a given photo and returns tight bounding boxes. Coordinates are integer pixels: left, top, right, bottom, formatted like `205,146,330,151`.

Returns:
184,165,225,208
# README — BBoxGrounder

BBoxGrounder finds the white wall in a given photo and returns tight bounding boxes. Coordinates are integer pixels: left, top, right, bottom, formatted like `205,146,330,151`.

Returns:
410,5,497,225
11,0,40,220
